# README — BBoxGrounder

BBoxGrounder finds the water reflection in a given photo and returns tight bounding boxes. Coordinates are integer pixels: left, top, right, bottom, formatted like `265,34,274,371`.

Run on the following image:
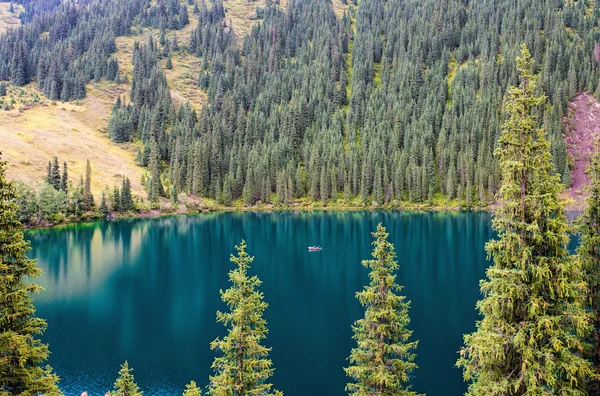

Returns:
27,211,493,395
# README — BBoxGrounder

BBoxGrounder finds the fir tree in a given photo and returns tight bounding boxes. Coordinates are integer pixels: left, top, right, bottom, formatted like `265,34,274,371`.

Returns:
148,141,163,207
577,143,600,395
99,191,109,217
0,153,62,395
113,186,121,213
345,223,419,396
183,381,202,396
208,240,282,396
83,159,93,210
457,45,591,395
46,161,52,185
108,361,142,396
51,156,61,190
121,178,134,211
60,161,68,193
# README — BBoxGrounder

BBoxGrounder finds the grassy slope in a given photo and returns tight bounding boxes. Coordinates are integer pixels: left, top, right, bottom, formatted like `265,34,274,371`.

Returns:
1,83,145,195
1,0,348,199
0,1,23,34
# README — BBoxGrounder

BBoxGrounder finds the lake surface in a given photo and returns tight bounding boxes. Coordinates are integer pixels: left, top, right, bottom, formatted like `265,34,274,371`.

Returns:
27,211,494,395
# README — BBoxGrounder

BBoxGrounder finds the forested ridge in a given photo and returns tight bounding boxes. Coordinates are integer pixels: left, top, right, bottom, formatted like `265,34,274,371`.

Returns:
112,0,600,208
1,0,600,209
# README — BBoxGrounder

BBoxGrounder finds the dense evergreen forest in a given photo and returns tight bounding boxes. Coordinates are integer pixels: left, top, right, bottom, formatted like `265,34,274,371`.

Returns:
3,0,599,208
108,0,600,207
4,45,600,392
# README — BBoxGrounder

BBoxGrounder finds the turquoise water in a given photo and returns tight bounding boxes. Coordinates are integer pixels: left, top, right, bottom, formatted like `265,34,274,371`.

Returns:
27,211,494,395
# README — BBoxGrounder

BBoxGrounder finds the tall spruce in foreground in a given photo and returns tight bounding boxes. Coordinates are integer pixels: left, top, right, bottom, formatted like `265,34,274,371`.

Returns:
0,153,62,395
345,223,419,396
457,45,591,395
577,143,600,395
108,361,142,396
207,240,282,396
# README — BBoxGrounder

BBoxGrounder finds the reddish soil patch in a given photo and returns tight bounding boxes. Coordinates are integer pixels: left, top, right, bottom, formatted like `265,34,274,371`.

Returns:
564,93,600,208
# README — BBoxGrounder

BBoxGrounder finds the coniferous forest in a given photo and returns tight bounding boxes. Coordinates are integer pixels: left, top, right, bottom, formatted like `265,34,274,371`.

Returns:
4,0,600,394
3,0,599,209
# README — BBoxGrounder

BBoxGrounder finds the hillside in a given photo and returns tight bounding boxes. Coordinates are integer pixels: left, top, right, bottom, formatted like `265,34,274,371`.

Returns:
1,0,599,214
1,83,145,195
1,0,347,199
0,2,23,34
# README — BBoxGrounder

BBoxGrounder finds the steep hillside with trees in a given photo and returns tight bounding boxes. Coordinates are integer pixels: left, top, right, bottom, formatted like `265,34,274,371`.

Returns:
1,0,599,210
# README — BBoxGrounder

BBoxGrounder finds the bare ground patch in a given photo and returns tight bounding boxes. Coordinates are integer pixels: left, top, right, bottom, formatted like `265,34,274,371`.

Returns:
564,92,600,208
0,2,24,34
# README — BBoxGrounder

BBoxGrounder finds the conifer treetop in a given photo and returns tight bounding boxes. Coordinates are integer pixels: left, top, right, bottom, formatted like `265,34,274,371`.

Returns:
108,360,143,396
208,240,282,396
345,223,420,396
457,45,592,395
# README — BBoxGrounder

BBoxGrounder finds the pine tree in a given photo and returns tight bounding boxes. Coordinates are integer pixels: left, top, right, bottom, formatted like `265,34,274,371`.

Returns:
208,240,282,396
457,45,591,395
46,160,52,185
183,381,202,396
345,223,419,395
148,141,163,207
99,191,109,217
108,361,142,396
113,186,121,213
0,153,62,395
83,159,93,210
51,156,61,190
60,161,68,193
577,143,600,395
121,178,134,211
222,175,232,206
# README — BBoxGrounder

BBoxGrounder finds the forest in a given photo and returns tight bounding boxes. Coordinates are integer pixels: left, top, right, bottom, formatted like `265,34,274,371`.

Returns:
2,0,599,211
4,46,600,394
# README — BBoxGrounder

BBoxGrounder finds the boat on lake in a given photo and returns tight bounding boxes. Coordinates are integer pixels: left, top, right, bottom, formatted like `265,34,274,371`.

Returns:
308,246,322,252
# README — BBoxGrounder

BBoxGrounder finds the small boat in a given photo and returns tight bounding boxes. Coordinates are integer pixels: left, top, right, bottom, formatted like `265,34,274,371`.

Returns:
308,246,322,252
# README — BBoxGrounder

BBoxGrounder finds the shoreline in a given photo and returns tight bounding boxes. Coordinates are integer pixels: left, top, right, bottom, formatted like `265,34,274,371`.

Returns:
24,200,495,231
22,191,587,231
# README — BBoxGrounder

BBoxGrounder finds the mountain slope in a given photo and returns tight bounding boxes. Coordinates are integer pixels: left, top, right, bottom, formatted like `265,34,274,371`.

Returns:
1,84,144,195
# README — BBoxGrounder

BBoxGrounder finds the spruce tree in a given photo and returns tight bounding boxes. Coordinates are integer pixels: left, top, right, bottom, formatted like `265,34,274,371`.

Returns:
60,161,68,193
345,223,419,395
108,361,142,396
183,381,202,396
113,186,121,213
99,191,109,217
208,241,282,396
148,141,163,207
121,178,133,211
46,161,52,185
51,156,60,190
577,143,600,395
0,153,62,395
457,45,591,395
83,159,93,210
